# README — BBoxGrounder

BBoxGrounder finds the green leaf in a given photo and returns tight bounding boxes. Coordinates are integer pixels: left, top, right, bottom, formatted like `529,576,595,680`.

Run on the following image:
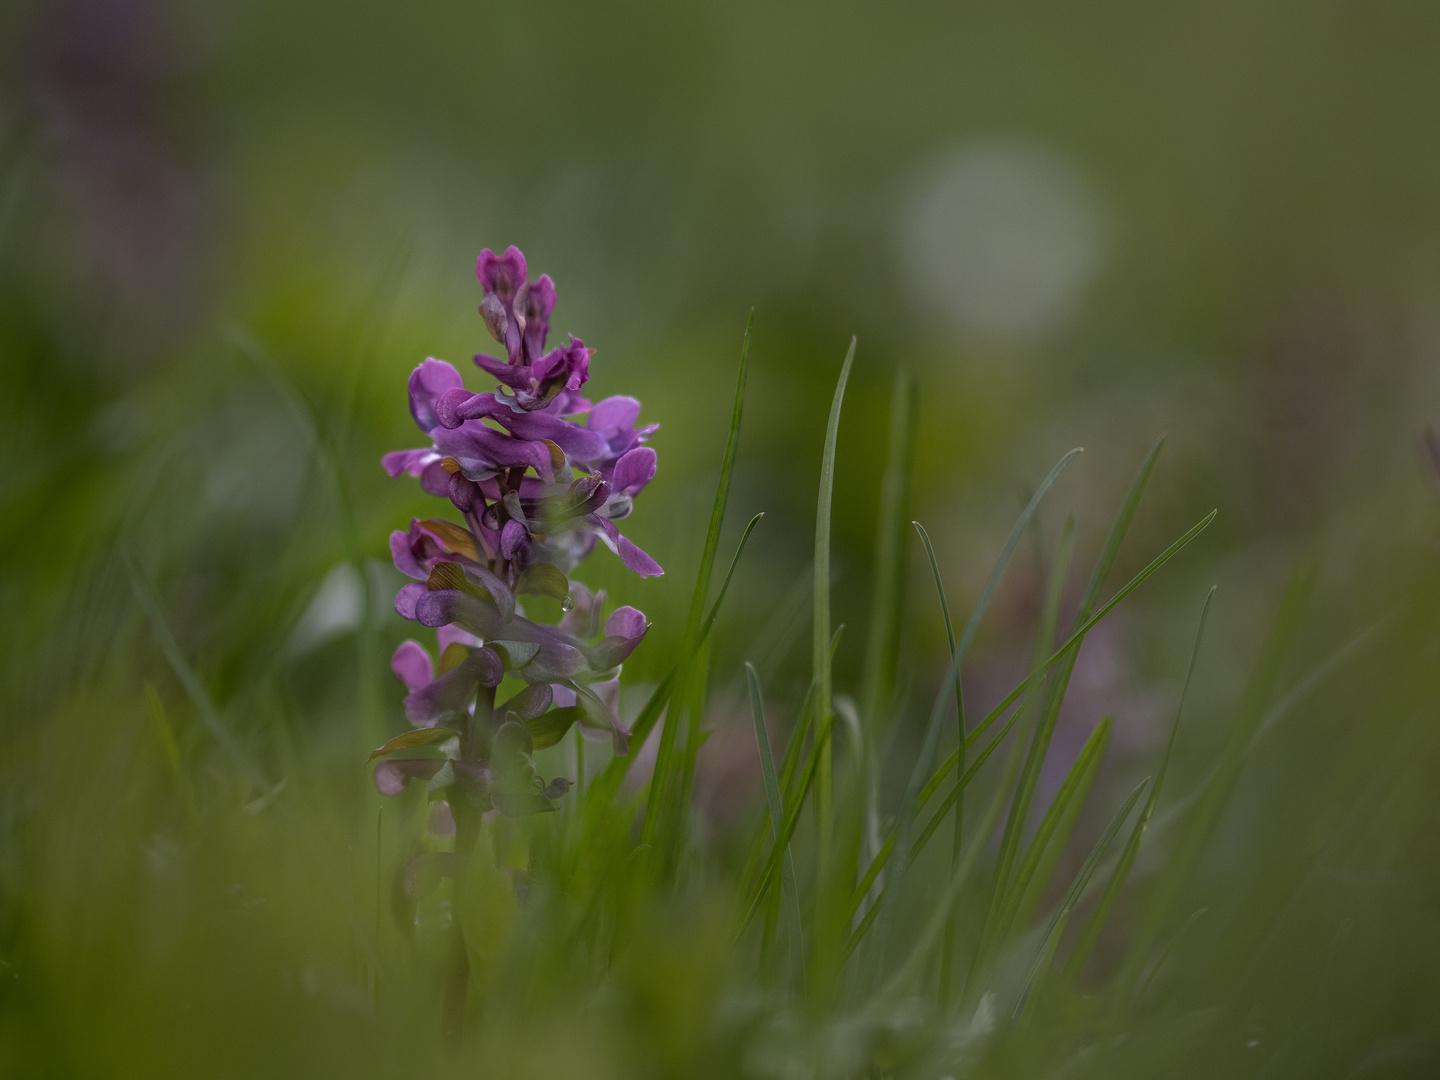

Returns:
526,706,586,750
367,727,459,762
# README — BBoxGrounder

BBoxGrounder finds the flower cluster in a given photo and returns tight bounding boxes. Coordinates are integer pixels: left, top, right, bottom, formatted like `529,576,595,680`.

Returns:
374,246,660,819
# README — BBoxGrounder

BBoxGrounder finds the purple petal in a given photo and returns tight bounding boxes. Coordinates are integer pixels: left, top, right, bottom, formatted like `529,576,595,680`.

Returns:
519,273,555,360
403,646,504,727
390,530,425,579
597,519,664,578
605,605,648,642
473,352,529,389
586,396,641,438
374,758,445,796
394,582,427,619
477,246,527,300
587,607,649,669
420,460,453,497
415,590,508,638
432,423,555,483
492,410,608,460
436,623,482,653
435,387,486,429
390,640,434,693
618,535,663,577
612,447,657,496
500,519,529,562
408,359,465,433
382,448,439,478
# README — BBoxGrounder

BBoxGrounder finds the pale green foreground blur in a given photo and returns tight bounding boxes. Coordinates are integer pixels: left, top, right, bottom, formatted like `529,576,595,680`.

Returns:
3,1,1440,1077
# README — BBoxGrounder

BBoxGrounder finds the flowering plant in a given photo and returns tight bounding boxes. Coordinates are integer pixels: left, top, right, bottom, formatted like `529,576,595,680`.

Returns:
372,246,660,828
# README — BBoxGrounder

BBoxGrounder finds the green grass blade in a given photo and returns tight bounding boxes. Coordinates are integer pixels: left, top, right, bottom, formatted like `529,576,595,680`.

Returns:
1014,775,1150,1018
989,515,1077,926
1118,572,1304,989
993,715,1111,950
876,765,1014,991
126,554,269,790
640,314,754,855
1063,585,1216,984
849,701,1026,926
913,521,966,1001
917,508,1218,809
972,516,1076,978
747,664,807,977
813,336,857,880
861,448,1082,979
860,368,918,733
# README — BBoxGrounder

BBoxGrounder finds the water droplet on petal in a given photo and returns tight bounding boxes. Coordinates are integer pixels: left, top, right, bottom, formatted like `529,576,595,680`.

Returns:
561,594,574,612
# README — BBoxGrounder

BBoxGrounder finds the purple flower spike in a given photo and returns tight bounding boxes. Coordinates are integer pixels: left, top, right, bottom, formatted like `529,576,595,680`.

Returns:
380,244,661,819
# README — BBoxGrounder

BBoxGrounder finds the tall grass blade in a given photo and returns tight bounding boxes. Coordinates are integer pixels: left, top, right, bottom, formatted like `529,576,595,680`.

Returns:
989,515,1077,931
1013,776,1150,1020
971,515,1076,980
1118,571,1307,988
918,508,1217,806
847,699,1027,932
747,664,806,977
913,520,966,1003
861,447,1081,980
860,367,917,731
639,314,754,859
992,715,1111,951
859,370,917,917
1063,585,1216,984
988,435,1165,929
813,337,857,881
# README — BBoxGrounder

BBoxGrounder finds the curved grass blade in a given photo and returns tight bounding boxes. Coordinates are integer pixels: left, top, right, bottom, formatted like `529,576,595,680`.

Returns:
1063,585,1215,984
643,313,755,860
988,515,1077,932
1013,775,1150,1020
918,508,1217,808
913,521,967,1000
877,765,1014,993
990,715,1111,950
862,448,1082,979
848,505,1215,938
813,337,857,879
989,438,1165,929
747,664,806,977
847,699,1026,930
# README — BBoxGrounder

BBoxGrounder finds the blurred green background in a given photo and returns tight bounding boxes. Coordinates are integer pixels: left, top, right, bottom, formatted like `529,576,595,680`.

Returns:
3,0,1440,1076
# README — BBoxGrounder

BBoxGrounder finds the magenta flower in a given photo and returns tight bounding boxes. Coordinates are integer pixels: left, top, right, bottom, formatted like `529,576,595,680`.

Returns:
374,245,661,818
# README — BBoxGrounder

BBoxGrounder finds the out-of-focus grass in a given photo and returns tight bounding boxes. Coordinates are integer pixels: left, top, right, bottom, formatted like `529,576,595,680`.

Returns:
4,0,1440,1076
